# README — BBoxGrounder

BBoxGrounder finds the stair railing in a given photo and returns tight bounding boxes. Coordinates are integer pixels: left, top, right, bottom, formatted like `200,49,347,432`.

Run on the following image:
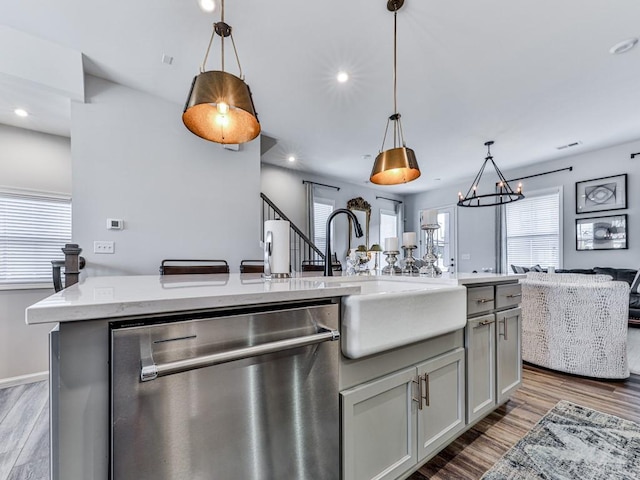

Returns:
260,193,325,272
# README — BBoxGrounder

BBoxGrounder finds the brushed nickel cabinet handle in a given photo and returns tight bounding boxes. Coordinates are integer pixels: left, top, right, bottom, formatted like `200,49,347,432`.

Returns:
412,378,423,410
476,298,494,304
473,319,495,329
422,373,430,407
499,318,509,341
506,293,522,298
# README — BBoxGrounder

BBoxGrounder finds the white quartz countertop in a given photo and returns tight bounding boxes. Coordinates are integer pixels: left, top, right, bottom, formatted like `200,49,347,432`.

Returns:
25,274,363,324
25,272,522,325
413,272,525,286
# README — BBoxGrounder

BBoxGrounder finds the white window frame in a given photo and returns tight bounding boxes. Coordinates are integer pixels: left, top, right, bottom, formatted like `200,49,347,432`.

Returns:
0,187,72,290
379,208,398,247
502,186,563,271
312,196,335,259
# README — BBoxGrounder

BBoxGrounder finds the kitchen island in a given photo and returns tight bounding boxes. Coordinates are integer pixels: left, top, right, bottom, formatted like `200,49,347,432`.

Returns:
26,272,522,480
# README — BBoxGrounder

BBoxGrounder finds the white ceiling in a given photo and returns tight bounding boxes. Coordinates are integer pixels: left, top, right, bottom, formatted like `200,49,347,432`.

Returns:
2,0,640,193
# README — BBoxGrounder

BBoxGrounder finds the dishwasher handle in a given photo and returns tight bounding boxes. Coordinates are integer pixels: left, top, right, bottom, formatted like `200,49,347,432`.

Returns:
141,327,340,382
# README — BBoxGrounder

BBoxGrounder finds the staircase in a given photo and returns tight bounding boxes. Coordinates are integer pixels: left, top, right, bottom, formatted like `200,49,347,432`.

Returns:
260,193,324,271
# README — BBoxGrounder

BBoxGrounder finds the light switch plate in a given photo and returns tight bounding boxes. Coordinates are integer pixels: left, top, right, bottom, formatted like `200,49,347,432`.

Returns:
94,241,115,254
461,253,471,260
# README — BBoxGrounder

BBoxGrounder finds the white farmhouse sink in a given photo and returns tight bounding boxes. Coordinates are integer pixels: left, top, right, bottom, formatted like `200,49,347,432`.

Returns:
335,278,467,359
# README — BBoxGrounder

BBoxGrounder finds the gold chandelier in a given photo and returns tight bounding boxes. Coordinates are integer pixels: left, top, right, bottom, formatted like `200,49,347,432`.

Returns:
182,0,260,144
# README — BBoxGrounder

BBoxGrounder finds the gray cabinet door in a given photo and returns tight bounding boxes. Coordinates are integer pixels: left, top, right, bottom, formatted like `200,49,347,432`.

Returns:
415,348,466,462
341,367,418,480
465,314,496,424
496,307,522,404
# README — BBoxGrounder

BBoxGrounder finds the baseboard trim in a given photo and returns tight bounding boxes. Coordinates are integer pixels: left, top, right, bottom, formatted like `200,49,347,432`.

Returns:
0,371,49,389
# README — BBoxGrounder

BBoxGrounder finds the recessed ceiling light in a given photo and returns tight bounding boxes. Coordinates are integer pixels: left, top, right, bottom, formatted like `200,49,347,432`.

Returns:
337,71,349,83
197,0,216,13
609,37,638,55
14,108,28,117
288,155,296,162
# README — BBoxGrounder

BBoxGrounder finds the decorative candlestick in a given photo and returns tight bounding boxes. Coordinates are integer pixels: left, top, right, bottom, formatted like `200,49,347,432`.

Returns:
402,245,419,275
368,244,383,275
419,225,442,277
382,250,402,275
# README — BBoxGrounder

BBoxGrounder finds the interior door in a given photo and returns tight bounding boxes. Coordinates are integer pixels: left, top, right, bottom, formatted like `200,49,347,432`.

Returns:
419,205,457,272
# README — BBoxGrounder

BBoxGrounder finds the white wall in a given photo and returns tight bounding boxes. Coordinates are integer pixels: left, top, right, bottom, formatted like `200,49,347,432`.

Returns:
261,164,405,265
0,124,71,381
0,123,71,193
0,289,54,381
71,76,262,276
405,138,640,272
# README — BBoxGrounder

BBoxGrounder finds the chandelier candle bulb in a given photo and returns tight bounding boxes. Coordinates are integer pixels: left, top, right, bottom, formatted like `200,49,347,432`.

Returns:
385,237,399,252
402,232,416,247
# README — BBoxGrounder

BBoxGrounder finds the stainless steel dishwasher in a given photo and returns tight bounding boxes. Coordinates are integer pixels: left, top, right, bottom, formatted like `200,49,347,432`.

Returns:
110,300,340,480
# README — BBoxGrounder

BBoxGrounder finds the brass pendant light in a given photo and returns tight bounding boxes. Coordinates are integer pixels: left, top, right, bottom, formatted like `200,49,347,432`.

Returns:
457,141,524,207
183,0,260,144
370,0,421,185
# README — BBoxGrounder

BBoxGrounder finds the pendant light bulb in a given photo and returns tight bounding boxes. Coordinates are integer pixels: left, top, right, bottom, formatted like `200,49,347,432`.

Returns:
217,102,229,114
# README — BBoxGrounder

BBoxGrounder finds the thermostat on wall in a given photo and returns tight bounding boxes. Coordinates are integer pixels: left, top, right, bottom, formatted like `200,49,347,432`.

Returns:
107,218,124,230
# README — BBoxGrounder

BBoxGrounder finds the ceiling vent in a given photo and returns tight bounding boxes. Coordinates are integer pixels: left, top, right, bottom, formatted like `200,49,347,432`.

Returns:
556,141,582,151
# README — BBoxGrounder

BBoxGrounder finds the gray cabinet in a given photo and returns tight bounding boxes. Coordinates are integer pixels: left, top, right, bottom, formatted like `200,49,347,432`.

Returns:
341,348,465,480
465,282,522,425
465,314,496,424
496,307,522,404
416,348,466,462
341,367,417,480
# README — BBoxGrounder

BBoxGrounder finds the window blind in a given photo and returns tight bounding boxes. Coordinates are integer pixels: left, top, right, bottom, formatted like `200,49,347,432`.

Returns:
0,191,72,284
505,191,560,269
313,199,334,257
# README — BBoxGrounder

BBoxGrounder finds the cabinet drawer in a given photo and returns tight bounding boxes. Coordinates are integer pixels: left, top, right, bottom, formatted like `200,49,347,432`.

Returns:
496,283,522,309
467,286,495,316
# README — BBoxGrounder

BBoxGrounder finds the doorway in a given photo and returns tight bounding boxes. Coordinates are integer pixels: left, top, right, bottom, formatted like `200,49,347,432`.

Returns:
419,205,457,273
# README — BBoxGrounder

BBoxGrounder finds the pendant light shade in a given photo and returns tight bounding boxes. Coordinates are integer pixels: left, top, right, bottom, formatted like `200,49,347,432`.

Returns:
369,0,420,185
457,141,524,207
370,146,420,185
183,0,260,144
183,71,260,144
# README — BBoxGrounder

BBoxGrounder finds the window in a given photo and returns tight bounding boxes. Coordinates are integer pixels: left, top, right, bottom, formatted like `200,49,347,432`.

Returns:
0,190,72,285
313,198,334,257
504,189,561,269
380,209,398,245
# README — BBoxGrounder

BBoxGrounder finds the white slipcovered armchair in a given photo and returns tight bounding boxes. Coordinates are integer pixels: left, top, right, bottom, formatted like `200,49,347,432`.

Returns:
521,272,630,379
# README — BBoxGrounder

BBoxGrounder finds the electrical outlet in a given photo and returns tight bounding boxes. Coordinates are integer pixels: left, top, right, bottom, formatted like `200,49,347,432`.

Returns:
94,241,115,254
461,253,471,260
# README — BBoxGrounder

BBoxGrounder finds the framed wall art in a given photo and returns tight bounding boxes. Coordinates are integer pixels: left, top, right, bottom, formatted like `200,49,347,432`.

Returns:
575,174,627,214
576,214,627,251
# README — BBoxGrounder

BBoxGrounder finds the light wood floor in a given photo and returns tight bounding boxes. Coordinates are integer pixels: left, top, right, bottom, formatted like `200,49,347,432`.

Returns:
410,365,640,480
1,368,639,480
0,381,48,480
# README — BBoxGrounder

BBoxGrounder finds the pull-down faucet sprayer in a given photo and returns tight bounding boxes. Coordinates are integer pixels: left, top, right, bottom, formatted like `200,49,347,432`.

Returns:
324,209,364,276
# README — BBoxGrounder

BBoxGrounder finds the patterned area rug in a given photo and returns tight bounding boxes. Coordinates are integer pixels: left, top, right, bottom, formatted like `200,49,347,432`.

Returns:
481,401,640,479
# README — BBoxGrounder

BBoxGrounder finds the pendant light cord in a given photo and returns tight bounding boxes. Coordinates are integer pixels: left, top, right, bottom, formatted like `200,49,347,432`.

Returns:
201,27,216,73
393,6,398,116
199,0,244,78
220,0,225,72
